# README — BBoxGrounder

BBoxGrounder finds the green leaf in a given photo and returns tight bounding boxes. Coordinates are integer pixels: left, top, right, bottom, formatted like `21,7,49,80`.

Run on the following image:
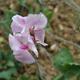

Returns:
62,63,80,80
53,57,80,79
18,0,26,6
63,63,80,76
42,8,53,21
53,75,68,80
52,74,64,80
0,68,17,80
18,74,30,80
0,51,4,61
0,10,16,35
53,48,73,71
6,61,15,67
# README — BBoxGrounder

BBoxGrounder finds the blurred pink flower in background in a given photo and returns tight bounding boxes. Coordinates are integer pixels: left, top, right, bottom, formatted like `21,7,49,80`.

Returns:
9,13,47,64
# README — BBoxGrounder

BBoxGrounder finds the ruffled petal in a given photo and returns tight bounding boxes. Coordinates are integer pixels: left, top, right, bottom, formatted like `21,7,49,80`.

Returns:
11,15,27,33
9,34,21,51
13,50,35,64
11,21,22,33
26,13,47,28
14,28,29,45
12,15,27,27
34,29,47,46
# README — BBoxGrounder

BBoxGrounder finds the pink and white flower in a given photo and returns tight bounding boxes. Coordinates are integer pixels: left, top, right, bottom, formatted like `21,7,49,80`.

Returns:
9,13,47,64
11,13,47,46
9,30,38,64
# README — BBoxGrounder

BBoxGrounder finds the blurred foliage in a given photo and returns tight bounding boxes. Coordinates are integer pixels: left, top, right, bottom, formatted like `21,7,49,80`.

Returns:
18,0,26,6
53,48,73,71
0,68,16,80
0,0,80,80
63,0,80,31
18,74,30,80
64,0,80,12
53,48,80,80
53,63,80,80
53,0,80,31
0,49,23,80
41,8,53,22
74,11,80,31
0,10,16,35
0,0,54,80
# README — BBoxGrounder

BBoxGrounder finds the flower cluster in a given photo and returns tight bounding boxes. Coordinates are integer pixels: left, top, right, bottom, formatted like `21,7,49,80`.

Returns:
9,13,47,64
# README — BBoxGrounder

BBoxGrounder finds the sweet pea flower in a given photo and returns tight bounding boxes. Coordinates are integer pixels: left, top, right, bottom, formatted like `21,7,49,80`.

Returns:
26,13,47,46
9,30,38,64
11,13,47,46
11,15,27,34
9,13,47,64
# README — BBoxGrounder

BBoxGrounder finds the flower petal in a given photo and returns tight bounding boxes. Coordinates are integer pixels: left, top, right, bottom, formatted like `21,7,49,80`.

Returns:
11,15,27,33
12,15,27,27
28,34,38,57
34,29,47,46
9,34,21,51
14,31,38,57
14,28,29,45
26,13,47,28
11,21,22,33
13,50,35,64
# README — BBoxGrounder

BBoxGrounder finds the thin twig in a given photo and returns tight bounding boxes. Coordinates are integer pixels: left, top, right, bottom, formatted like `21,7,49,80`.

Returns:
46,31,80,49
64,0,80,12
53,33,80,49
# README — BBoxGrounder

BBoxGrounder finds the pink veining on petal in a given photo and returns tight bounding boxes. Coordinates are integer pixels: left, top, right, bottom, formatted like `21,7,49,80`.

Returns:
20,44,29,50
